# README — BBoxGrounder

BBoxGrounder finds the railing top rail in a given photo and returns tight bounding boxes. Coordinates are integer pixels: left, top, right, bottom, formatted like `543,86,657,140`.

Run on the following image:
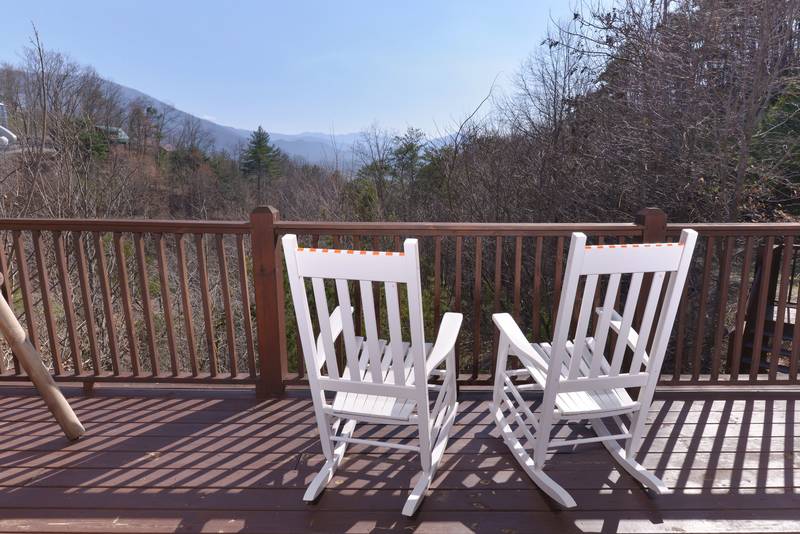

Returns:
273,221,642,237
667,222,800,237
0,218,251,234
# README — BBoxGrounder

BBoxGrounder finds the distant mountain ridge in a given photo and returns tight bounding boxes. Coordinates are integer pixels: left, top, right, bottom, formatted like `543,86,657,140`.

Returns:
107,80,360,165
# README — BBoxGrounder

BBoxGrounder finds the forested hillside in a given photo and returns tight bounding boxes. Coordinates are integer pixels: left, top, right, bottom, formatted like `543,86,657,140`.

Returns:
1,0,798,225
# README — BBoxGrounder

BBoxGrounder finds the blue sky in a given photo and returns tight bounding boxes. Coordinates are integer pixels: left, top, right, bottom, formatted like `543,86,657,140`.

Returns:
3,1,573,135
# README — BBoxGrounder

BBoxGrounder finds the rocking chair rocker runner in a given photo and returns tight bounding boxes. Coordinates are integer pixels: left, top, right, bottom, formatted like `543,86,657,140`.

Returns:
491,229,697,508
282,235,462,516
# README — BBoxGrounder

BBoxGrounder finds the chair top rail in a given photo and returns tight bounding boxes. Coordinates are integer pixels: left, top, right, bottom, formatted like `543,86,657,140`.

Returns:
0,218,250,234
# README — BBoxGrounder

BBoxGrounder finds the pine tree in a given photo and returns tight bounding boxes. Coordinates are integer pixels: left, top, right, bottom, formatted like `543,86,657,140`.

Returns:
241,126,280,198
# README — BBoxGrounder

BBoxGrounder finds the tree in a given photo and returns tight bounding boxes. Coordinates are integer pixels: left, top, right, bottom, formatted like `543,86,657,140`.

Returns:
241,126,280,199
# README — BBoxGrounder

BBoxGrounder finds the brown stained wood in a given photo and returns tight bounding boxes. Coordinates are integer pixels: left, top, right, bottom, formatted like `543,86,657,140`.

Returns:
113,233,140,376
53,231,82,374
93,233,121,375
471,236,482,379
31,230,62,374
710,236,734,382
12,231,39,361
134,233,160,377
672,282,689,382
769,237,794,381
175,235,199,376
492,236,502,370
750,237,775,381
531,236,543,340
0,387,797,534
0,238,10,374
236,235,256,378
434,236,441,336
454,236,462,372
730,237,754,382
512,236,522,321
155,234,179,376
216,234,238,377
195,234,219,377
691,236,715,381
73,232,101,375
552,236,565,323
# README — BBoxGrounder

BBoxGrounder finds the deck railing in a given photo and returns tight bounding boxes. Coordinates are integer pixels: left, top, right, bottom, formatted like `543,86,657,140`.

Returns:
1,207,799,395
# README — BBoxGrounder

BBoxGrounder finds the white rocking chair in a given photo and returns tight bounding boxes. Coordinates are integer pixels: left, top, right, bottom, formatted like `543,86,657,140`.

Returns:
282,235,463,516
491,229,697,507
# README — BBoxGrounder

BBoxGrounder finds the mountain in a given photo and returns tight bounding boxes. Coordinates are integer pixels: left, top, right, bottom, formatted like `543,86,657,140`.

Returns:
107,81,360,165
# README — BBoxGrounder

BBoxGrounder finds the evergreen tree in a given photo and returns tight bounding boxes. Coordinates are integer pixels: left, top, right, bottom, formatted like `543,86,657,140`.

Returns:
241,126,280,198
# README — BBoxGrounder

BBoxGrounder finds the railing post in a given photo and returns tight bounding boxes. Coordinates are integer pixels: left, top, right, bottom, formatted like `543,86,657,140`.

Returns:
251,206,287,397
635,207,667,243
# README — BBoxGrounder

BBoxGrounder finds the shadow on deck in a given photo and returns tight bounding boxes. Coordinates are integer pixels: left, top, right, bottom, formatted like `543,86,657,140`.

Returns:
0,385,797,533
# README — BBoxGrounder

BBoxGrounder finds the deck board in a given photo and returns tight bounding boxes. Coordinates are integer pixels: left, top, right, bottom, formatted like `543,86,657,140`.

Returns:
0,385,798,533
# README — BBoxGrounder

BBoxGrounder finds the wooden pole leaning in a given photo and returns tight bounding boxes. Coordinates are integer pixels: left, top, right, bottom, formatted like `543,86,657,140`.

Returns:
0,274,85,441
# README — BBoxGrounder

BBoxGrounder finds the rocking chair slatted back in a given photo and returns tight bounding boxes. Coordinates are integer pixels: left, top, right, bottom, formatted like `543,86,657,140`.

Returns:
283,235,427,392
549,229,698,394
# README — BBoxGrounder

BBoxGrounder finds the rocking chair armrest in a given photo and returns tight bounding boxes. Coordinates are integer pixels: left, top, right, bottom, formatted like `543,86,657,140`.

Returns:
596,308,640,352
492,313,549,373
426,312,463,375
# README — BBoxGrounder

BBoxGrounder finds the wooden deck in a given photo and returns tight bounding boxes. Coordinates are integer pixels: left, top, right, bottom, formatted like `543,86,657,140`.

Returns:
0,385,798,533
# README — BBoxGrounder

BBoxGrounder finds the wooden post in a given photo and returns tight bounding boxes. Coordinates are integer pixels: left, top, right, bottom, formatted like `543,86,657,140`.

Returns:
0,273,85,441
632,207,669,389
635,207,667,244
251,206,287,397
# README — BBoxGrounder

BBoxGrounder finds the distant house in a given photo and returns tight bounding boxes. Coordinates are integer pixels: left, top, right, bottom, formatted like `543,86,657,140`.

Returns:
0,102,17,147
95,125,130,145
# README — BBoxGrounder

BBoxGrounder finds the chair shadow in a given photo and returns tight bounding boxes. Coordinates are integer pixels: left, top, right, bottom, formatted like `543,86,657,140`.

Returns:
0,386,797,533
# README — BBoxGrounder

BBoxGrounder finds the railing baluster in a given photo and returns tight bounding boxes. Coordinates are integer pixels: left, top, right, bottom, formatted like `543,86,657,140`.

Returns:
113,232,140,376
552,236,565,325
710,236,734,382
73,231,101,375
513,236,522,321
134,233,159,376
54,231,82,375
176,234,199,376
236,234,256,378
454,236,462,373
531,236,543,340
195,234,218,376
492,236,502,372
472,236,482,379
434,236,441,336
13,231,39,362
730,237,754,382
156,233,179,376
0,236,10,374
32,230,62,374
216,234,238,377
769,235,794,381
691,236,715,382
750,237,775,381
94,232,120,375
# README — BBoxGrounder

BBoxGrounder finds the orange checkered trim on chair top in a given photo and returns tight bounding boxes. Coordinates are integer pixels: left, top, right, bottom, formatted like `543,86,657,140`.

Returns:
585,243,684,250
297,248,405,256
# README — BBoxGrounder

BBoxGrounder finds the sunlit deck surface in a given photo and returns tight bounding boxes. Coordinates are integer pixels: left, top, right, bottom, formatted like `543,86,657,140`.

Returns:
0,385,798,533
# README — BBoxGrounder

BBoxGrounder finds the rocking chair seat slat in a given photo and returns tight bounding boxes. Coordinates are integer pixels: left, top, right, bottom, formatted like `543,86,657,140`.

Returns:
332,391,417,421
527,341,638,417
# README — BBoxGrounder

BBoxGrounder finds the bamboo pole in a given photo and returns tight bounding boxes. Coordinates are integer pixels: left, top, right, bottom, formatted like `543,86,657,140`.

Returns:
0,274,85,440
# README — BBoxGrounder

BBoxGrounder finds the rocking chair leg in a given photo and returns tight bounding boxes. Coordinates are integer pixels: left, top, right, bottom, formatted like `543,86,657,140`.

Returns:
304,418,357,502
490,402,577,509
593,419,671,495
403,398,459,517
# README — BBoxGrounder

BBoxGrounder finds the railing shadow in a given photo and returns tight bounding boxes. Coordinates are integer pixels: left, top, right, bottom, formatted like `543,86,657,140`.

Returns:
0,387,798,532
